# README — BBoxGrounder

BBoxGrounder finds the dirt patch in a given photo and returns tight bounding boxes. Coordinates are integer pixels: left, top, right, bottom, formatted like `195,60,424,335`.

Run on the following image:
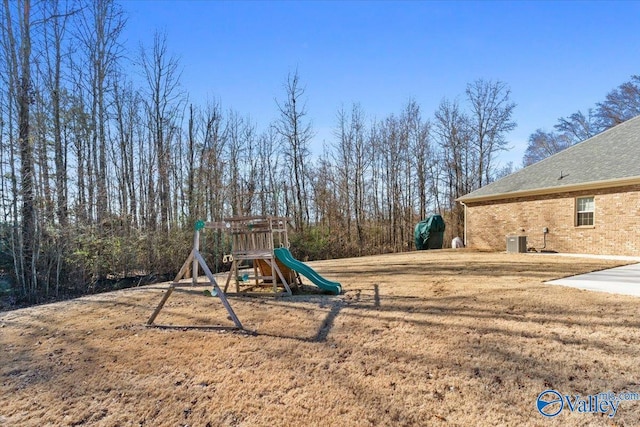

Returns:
1,250,639,426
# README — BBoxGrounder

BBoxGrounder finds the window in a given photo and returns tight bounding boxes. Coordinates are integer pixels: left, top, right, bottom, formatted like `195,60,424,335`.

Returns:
576,196,595,226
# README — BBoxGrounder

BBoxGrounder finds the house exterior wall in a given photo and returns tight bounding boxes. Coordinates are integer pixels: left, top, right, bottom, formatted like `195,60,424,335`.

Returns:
464,184,640,256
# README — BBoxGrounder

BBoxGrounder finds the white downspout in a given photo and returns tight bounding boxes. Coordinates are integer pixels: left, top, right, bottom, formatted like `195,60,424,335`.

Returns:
461,201,468,246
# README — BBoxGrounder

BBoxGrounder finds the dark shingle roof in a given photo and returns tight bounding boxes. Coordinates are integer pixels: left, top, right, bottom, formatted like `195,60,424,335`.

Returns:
458,114,640,202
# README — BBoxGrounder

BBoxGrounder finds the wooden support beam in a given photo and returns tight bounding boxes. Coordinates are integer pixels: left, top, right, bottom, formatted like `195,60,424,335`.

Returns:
194,251,243,329
147,246,243,329
269,258,292,296
147,284,175,325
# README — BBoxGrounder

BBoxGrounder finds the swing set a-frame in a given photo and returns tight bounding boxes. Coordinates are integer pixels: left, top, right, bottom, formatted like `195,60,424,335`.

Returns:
146,220,243,329
146,216,299,329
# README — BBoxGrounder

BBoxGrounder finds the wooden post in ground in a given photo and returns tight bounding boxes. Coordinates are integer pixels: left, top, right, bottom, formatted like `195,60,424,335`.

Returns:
192,229,200,286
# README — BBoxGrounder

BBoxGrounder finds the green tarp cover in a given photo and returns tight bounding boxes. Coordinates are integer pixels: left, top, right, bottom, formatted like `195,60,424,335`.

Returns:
414,214,445,250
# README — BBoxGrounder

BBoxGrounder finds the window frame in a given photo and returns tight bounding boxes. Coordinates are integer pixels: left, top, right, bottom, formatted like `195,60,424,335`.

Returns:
575,196,595,227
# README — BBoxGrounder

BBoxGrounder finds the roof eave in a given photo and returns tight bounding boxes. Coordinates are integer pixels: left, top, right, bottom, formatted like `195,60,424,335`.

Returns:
457,176,640,204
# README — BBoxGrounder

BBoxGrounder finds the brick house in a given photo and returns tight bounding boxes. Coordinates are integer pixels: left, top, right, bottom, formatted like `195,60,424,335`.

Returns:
457,115,640,256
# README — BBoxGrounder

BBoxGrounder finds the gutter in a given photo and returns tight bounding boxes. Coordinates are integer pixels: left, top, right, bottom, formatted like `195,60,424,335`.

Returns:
457,176,640,204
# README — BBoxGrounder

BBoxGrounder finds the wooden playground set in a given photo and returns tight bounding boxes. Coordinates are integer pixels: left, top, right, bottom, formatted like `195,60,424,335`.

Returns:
147,215,342,329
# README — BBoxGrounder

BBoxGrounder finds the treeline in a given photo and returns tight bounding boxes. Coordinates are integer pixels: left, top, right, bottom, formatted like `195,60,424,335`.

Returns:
523,76,640,166
0,0,517,304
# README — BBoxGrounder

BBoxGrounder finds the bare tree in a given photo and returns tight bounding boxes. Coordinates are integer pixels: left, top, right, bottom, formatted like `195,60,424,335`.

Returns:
555,109,600,144
523,109,599,167
402,100,432,220
76,0,125,224
225,110,258,216
112,77,140,225
332,105,354,243
377,114,407,251
367,121,384,249
198,100,226,221
255,125,282,216
40,0,77,227
522,129,571,167
466,79,516,187
67,71,92,224
140,30,183,232
523,76,640,167
275,69,313,231
434,98,474,239
186,103,198,223
596,75,640,128
2,0,37,299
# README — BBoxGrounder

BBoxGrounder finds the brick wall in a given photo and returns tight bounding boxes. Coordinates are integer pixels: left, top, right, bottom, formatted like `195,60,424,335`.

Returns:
464,184,640,256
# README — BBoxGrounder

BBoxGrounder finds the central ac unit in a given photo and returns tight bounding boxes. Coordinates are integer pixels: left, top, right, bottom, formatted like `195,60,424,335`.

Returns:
506,235,527,253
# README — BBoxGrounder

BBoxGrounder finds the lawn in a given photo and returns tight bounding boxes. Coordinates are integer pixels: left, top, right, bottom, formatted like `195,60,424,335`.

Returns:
1,250,639,426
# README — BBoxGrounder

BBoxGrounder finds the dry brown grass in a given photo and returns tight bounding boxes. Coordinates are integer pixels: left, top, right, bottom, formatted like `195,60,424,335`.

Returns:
2,250,640,426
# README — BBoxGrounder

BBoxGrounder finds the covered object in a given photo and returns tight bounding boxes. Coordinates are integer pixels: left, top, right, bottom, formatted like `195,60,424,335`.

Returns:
414,214,446,250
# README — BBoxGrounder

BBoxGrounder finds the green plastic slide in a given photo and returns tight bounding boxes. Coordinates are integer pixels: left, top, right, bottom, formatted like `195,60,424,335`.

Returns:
274,248,342,295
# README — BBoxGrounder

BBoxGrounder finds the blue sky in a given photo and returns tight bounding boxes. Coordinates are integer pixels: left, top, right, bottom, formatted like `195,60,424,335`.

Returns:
121,1,640,166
